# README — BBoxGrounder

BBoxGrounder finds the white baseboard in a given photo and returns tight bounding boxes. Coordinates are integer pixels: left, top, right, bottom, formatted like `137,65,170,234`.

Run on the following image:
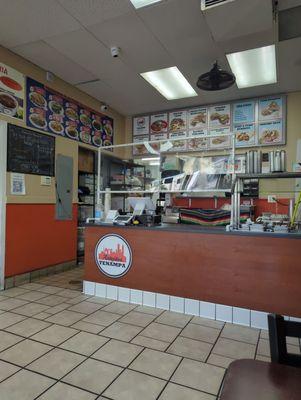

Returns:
83,281,301,329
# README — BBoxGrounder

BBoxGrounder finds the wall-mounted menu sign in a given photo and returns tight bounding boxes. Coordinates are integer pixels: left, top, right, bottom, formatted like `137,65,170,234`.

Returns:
7,124,55,176
132,95,286,155
26,77,113,149
0,62,24,121
133,116,149,136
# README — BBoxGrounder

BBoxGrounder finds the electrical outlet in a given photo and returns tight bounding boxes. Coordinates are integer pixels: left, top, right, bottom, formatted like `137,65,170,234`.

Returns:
268,195,276,203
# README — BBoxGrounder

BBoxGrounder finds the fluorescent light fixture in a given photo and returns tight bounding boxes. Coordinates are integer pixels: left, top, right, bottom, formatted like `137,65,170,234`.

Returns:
226,45,277,89
149,161,160,166
141,157,160,161
130,0,161,9
140,67,197,100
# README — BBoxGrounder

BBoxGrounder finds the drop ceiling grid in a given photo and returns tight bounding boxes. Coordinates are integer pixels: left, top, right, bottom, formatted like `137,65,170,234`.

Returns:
0,0,81,48
202,0,274,42
12,40,98,85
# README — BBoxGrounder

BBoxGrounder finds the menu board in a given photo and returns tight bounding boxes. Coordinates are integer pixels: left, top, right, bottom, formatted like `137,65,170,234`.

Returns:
0,63,24,120
7,124,55,176
133,135,149,156
187,130,208,151
132,95,286,154
259,97,283,121
210,127,231,149
168,132,187,152
150,113,168,134
234,123,256,147
169,110,187,132
26,77,113,148
209,104,231,128
133,115,149,136
188,107,207,131
258,120,283,145
233,101,255,124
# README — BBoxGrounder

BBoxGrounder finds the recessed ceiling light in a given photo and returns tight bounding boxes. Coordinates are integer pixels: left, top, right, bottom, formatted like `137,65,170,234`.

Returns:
130,0,161,9
226,45,277,89
140,67,198,100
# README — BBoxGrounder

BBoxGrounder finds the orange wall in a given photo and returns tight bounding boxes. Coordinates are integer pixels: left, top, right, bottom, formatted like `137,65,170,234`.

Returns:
5,204,77,277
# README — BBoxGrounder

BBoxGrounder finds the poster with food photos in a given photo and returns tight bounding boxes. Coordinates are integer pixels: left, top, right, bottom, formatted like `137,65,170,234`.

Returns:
168,132,187,152
169,110,187,132
209,104,231,128
259,97,283,121
133,116,149,136
188,107,207,131
234,123,256,147
132,135,150,156
258,120,283,145
0,62,24,120
26,77,113,149
150,113,168,134
187,129,208,151
27,78,47,131
209,127,231,149
233,101,255,124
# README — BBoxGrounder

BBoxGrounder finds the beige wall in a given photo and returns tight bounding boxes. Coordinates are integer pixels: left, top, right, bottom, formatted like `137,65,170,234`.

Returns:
0,45,126,204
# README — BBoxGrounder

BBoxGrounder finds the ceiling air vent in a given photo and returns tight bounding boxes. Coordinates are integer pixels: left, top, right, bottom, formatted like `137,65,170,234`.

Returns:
279,5,301,41
201,0,235,11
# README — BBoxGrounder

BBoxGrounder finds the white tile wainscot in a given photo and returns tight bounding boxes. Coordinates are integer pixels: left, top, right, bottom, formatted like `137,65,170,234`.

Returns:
83,281,296,330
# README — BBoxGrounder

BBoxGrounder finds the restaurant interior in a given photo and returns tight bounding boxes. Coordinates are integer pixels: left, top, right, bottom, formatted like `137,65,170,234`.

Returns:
0,0,300,399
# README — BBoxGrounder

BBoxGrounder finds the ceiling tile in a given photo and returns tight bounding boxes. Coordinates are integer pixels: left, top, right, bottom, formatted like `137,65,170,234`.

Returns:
203,0,273,42
57,0,134,26
45,29,116,77
138,0,206,42
87,12,173,72
0,0,80,48
13,41,97,84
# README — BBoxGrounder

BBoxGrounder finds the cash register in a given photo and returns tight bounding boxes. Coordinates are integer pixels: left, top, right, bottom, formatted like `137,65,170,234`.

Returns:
113,197,161,226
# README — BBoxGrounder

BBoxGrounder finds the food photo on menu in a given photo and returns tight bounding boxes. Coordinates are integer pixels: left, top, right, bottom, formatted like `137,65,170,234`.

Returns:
27,79,47,130
188,107,207,129
0,62,24,120
234,123,256,147
259,97,283,120
169,111,187,132
150,113,168,134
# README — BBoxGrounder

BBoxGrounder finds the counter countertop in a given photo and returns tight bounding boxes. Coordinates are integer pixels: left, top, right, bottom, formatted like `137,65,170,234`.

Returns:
85,222,301,239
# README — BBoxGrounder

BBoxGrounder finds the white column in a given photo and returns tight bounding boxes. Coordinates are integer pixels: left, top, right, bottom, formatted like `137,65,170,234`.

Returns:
0,121,7,290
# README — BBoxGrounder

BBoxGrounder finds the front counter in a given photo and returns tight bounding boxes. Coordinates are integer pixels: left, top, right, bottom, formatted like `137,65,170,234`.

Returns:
84,223,301,326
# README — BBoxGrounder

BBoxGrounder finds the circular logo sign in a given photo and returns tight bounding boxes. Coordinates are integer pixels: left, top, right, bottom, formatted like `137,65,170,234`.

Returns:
95,234,132,278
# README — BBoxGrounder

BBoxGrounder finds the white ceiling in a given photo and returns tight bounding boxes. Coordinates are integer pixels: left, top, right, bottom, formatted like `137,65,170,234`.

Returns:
1,0,301,116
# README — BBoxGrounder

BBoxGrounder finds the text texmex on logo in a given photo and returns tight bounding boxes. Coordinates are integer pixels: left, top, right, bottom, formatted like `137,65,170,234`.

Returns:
95,234,132,278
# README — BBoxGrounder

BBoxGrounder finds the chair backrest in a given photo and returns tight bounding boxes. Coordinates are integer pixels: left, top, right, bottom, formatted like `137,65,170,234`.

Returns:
268,314,301,368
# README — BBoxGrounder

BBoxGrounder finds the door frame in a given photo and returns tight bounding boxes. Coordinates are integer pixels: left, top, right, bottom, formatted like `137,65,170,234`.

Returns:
0,121,7,290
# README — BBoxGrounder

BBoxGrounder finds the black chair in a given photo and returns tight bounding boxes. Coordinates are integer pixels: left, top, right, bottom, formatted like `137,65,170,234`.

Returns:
268,314,301,368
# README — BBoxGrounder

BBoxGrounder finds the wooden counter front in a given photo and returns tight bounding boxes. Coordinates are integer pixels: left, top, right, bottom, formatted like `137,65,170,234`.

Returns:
84,226,301,318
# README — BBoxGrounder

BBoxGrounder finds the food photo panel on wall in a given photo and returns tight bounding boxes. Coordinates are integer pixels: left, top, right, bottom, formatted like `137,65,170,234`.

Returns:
168,132,187,152
26,77,113,148
133,115,150,136
234,123,257,147
188,107,207,132
27,78,47,131
259,96,283,121
258,119,284,145
133,135,150,156
209,104,231,128
209,127,231,149
150,113,168,134
169,110,187,132
0,62,25,120
187,129,209,151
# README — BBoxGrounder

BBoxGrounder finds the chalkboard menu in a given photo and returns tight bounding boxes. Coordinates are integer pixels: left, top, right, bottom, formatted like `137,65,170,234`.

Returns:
7,124,55,176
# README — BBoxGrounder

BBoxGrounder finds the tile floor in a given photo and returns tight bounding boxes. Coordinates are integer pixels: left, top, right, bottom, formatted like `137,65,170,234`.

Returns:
0,266,300,399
